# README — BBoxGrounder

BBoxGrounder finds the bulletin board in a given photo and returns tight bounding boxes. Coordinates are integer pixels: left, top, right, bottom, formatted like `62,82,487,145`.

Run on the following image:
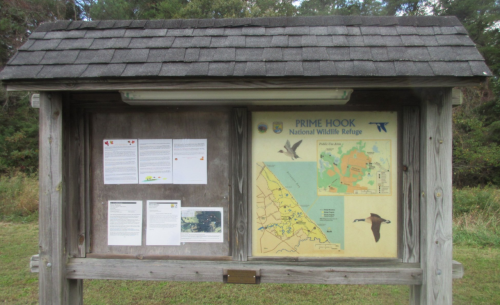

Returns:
89,109,231,257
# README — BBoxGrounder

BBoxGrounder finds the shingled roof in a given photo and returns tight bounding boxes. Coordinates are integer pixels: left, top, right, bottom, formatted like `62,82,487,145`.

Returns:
0,16,492,81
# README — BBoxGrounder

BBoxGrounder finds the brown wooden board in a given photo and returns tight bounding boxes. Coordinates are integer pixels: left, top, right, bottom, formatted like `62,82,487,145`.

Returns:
89,109,231,256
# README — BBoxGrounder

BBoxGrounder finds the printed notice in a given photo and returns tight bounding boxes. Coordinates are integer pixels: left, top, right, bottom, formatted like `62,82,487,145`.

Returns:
103,139,138,184
146,200,181,245
139,139,173,184
108,201,142,246
173,139,207,184
181,207,223,243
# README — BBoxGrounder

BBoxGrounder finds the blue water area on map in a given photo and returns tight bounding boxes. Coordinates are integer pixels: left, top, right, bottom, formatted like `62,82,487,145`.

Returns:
264,162,344,248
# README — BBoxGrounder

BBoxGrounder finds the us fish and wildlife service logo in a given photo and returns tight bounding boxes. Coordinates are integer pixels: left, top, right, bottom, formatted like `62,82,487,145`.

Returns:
257,123,268,133
273,122,283,134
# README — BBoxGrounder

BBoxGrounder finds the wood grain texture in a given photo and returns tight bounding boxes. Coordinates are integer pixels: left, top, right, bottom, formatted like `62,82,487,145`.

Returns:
90,109,231,256
64,104,86,258
413,88,454,305
66,258,422,285
5,76,486,92
231,108,248,261
39,92,69,304
84,112,91,253
32,255,463,277
402,107,420,263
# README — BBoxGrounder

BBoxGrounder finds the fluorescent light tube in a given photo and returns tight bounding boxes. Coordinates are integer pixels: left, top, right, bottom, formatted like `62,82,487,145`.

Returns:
120,89,353,105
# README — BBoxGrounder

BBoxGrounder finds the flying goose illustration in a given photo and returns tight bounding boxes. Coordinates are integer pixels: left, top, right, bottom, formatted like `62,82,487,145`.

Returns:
353,213,391,242
278,140,302,160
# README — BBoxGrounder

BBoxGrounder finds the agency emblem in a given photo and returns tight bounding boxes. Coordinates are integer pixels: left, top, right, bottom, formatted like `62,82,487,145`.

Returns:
273,122,283,134
257,123,268,133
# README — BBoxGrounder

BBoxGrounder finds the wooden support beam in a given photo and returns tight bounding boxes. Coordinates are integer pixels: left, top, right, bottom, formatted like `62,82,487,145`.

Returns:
4,76,486,92
402,106,420,263
412,89,453,304
39,92,65,304
39,92,83,304
28,255,461,278
231,108,248,261
66,258,423,285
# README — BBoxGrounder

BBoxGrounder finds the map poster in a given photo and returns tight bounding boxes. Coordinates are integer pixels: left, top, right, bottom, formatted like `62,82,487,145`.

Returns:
252,111,398,258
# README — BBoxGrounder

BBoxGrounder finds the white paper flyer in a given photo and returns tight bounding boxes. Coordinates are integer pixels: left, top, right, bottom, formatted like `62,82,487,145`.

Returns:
146,200,181,245
139,139,173,184
173,139,207,184
108,200,143,246
103,139,138,184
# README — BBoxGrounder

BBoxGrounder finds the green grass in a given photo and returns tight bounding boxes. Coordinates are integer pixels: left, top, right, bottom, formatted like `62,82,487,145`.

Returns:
1,181,499,303
453,187,500,247
0,173,38,223
0,222,39,304
1,222,499,304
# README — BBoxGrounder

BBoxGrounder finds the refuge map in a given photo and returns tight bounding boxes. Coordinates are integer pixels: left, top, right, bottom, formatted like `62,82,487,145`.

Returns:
317,140,392,196
255,162,344,256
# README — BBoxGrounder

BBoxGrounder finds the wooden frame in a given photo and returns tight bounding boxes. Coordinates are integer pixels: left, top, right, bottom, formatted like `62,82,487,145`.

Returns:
33,86,459,305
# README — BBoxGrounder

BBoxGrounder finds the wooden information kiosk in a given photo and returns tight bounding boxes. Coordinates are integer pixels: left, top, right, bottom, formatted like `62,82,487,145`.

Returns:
0,15,491,304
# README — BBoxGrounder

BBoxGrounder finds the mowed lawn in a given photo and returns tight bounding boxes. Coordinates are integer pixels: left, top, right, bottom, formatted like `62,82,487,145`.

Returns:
1,222,499,304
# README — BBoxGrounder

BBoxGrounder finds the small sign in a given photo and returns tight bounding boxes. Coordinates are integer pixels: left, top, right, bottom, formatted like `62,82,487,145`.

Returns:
226,270,258,284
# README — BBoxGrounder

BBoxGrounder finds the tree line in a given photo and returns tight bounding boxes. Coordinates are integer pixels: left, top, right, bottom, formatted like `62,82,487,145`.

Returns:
0,0,499,186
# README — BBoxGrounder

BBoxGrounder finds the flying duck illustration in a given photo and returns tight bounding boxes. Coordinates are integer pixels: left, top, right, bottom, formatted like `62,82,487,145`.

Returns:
278,140,302,160
353,213,391,242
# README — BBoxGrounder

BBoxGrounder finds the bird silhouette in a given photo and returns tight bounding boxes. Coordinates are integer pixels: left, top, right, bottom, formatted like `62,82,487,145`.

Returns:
353,213,391,242
369,122,388,132
278,140,302,160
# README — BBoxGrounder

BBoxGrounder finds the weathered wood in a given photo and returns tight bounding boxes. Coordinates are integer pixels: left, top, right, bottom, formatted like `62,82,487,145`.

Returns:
402,107,420,263
31,254,465,280
231,108,248,261
4,76,486,92
30,254,40,273
39,92,69,304
412,88,454,305
84,112,91,253
90,109,231,256
86,254,232,261
452,261,464,279
66,258,422,285
64,103,86,258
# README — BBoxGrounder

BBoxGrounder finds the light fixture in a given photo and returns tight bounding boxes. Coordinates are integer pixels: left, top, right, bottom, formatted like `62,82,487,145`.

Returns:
120,89,353,106
30,93,40,108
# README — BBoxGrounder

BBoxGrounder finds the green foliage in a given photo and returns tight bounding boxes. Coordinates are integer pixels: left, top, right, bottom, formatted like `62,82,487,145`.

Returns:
0,90,39,174
453,187,500,247
0,0,79,66
0,173,39,222
432,0,500,76
297,0,384,16
453,80,500,187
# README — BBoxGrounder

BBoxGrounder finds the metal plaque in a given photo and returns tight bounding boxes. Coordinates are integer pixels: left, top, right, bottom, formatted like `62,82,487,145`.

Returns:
226,269,258,284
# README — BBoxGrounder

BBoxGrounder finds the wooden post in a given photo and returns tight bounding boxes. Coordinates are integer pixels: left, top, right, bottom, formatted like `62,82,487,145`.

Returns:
39,92,82,304
403,106,420,264
412,89,453,304
231,108,248,261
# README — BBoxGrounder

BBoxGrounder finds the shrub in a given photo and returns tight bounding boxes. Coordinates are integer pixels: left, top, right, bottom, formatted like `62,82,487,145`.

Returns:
0,173,39,222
